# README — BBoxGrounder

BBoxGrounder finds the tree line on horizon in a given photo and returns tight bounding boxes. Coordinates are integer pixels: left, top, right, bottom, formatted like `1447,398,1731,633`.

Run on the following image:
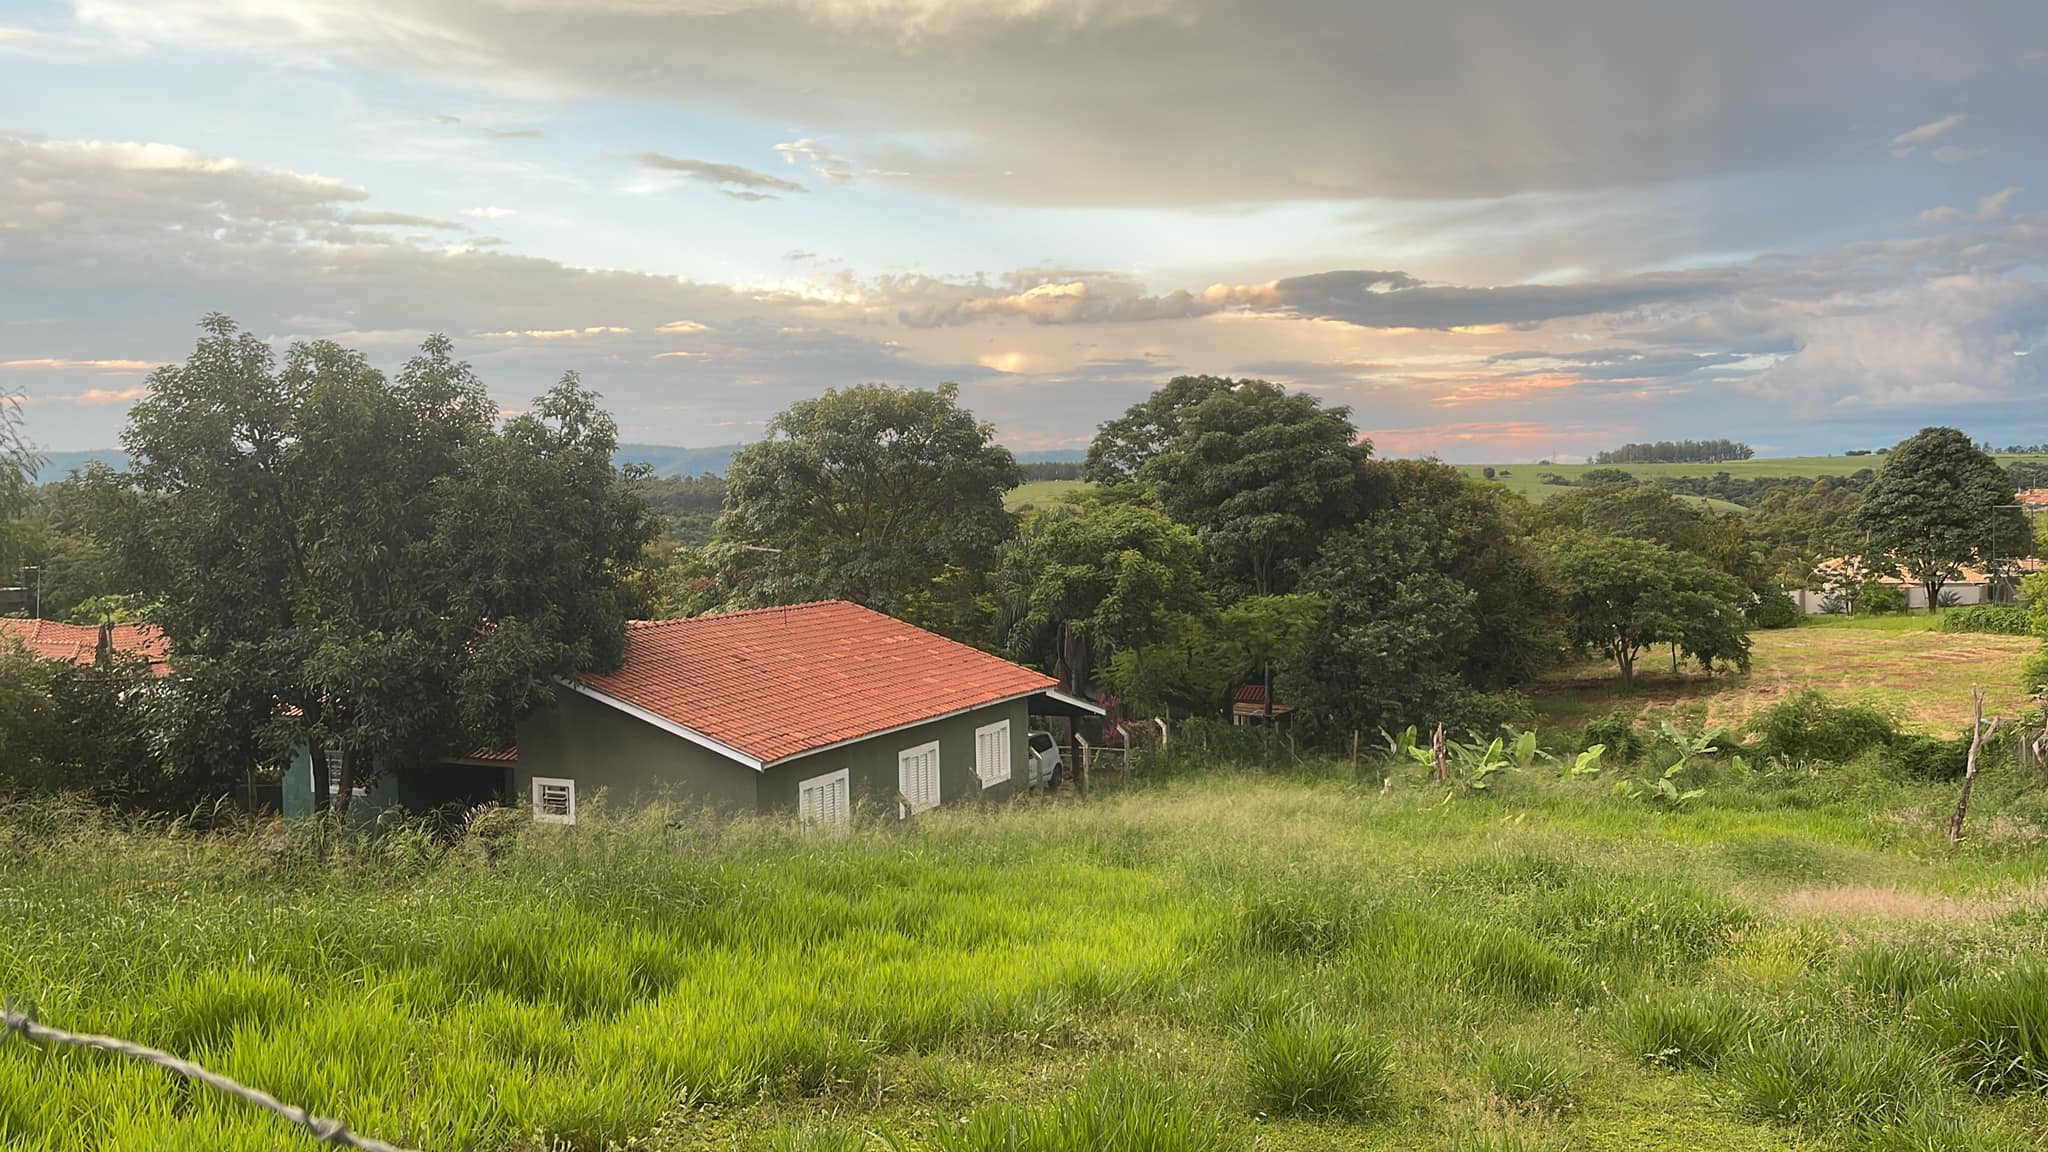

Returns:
1592,439,1755,465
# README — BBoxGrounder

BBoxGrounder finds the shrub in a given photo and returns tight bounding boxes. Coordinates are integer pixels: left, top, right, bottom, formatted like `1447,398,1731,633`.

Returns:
1616,988,1750,1069
1939,605,2032,635
1538,473,1572,486
1581,710,1643,763
1578,468,1637,487
2021,649,2048,695
1921,962,2048,1095
1242,1014,1394,1119
1748,690,1897,762
1748,589,1802,630
1474,1038,1582,1113
1858,580,1908,616
1882,734,1973,782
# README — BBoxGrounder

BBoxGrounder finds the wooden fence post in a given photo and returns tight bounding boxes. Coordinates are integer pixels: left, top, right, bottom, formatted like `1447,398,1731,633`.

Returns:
1949,688,2002,848
1075,733,1092,798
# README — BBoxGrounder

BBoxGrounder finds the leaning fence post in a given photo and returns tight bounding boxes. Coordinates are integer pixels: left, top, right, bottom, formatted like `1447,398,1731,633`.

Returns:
1075,733,1092,797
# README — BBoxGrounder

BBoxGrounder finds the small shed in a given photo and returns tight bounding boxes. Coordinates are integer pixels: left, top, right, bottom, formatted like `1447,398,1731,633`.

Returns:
1230,684,1295,727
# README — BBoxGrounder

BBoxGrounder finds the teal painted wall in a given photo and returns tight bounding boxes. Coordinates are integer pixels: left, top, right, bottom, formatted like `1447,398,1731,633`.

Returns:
511,688,760,815
281,744,400,827
282,747,510,823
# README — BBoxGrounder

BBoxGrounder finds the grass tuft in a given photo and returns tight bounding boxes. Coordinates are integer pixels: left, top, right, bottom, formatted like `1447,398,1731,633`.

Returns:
1473,1038,1582,1114
1242,1013,1394,1119
1920,962,2048,1095
1724,1025,1941,1132
934,1062,1222,1152
1615,988,1751,1070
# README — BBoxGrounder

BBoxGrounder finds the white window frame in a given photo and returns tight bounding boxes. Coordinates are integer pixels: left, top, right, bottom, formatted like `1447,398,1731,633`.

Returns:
322,749,367,800
531,776,577,825
798,767,851,833
974,719,1012,788
897,740,942,818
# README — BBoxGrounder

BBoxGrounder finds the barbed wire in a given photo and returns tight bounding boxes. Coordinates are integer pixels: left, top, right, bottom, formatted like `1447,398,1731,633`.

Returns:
2,1000,425,1152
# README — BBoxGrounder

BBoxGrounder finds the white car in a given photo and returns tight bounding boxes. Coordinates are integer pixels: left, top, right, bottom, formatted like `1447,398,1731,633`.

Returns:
1026,730,1063,789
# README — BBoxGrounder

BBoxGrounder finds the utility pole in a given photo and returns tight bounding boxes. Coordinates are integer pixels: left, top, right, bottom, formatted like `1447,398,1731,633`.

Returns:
19,565,39,620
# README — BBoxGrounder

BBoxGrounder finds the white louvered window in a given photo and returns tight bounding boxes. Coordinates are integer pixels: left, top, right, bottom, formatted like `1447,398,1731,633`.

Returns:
799,768,850,832
897,741,941,818
974,720,1012,788
531,777,576,824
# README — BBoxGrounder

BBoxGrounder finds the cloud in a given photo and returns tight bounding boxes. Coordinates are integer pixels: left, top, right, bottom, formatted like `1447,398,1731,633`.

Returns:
896,266,1736,331
71,0,2048,207
1890,112,1966,156
1,358,158,372
484,127,543,139
656,320,714,334
430,113,462,125
1934,144,1987,164
475,326,634,339
461,205,516,219
67,386,151,406
1915,186,2023,227
343,210,468,230
633,151,806,197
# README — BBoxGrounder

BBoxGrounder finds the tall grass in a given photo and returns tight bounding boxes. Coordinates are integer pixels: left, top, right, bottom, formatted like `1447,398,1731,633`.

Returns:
2,763,2046,1150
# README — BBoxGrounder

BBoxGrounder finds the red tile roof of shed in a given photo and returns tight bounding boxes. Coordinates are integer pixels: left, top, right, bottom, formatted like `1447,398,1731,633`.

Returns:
0,618,172,676
573,600,1058,766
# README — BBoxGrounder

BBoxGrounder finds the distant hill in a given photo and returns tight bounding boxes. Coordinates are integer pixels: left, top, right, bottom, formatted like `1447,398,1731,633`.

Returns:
31,450,128,480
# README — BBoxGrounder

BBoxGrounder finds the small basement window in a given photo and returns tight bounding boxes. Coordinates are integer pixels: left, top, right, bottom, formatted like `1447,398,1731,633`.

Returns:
798,767,850,832
531,776,576,824
974,719,1012,788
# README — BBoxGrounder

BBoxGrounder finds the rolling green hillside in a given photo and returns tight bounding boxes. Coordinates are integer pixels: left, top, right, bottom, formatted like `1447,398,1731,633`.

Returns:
1461,453,2048,505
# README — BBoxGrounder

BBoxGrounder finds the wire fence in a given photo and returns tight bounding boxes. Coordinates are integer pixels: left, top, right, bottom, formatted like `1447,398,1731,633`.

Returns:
2,1001,424,1152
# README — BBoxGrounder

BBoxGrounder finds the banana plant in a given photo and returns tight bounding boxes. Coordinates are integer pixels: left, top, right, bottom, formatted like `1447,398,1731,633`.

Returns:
1567,744,1606,777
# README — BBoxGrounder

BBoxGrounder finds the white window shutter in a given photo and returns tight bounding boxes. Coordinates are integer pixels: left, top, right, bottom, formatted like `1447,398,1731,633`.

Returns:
974,720,1011,787
898,742,941,817
799,768,850,832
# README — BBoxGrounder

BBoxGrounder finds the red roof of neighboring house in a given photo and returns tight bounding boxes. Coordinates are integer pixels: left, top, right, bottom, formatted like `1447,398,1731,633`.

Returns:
2019,488,2048,511
573,601,1062,767
0,618,171,676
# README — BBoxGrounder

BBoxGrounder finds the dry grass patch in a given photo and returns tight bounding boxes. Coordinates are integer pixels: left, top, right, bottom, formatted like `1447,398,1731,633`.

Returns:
1532,625,2039,732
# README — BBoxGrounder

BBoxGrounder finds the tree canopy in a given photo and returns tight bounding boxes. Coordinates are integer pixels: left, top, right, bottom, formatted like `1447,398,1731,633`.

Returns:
1118,377,1367,596
93,315,649,814
715,383,1020,613
1002,497,1205,700
1857,426,2033,609
1547,532,1751,687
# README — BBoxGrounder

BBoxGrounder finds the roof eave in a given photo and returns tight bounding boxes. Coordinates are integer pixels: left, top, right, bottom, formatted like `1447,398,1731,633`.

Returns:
557,678,768,771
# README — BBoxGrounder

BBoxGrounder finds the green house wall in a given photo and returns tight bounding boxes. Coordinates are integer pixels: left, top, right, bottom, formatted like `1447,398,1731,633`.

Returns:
281,688,1038,825
511,687,761,814
755,696,1031,816
514,690,1033,820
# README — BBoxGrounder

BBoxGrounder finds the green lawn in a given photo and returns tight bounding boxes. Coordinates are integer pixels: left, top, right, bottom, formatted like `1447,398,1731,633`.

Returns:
1004,479,1091,511
1460,454,2048,504
6,763,2048,1150
1529,616,2040,732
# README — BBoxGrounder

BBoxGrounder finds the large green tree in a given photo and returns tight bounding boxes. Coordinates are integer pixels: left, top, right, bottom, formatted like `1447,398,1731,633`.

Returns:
1003,497,1205,701
1547,532,1751,687
1858,427,2033,609
1115,378,1367,596
1082,374,1234,485
716,383,1020,612
99,315,649,816
1534,483,1769,594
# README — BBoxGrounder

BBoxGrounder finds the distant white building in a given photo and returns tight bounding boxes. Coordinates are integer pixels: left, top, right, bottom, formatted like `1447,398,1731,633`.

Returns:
1790,554,2044,614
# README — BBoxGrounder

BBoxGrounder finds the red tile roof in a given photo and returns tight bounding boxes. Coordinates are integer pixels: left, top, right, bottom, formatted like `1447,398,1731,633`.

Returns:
0,618,171,676
574,601,1059,766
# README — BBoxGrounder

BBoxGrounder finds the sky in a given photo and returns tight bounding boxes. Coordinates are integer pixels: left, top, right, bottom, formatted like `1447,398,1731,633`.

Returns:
3,1,2047,462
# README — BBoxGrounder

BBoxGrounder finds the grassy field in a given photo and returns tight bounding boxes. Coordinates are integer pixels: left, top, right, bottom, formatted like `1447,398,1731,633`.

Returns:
1460,454,2048,504
1529,617,2041,731
6,755,2048,1151
1003,479,1091,512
